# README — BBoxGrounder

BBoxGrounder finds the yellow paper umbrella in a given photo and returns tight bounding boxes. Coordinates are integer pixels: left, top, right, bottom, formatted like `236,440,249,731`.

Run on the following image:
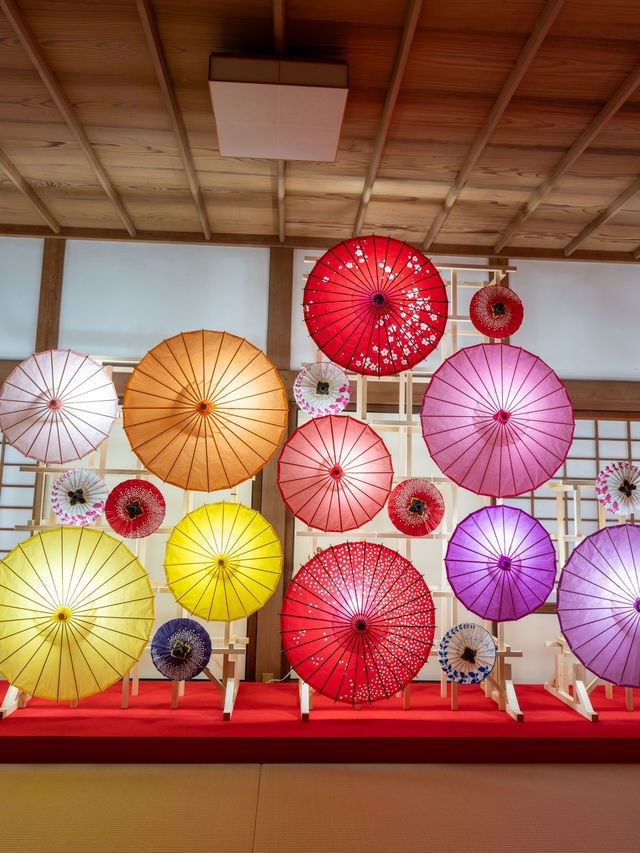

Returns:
164,502,283,622
0,528,154,702
123,330,289,492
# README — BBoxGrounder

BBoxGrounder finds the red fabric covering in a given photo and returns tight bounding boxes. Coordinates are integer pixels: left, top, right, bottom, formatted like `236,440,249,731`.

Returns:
0,681,638,763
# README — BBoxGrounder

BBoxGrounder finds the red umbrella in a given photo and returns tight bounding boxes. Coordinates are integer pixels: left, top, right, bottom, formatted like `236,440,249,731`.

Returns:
277,415,393,532
470,285,523,339
105,479,166,539
303,235,448,376
281,541,435,704
387,478,445,536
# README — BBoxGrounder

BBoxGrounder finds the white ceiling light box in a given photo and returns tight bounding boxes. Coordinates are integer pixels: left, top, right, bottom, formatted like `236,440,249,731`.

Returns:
209,55,349,162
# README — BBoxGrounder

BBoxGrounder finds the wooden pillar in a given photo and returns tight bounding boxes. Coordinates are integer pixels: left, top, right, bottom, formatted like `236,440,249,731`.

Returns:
35,238,65,351
254,246,295,680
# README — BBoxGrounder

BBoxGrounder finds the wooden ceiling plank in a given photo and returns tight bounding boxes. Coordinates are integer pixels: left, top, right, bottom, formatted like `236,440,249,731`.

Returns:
421,0,566,251
135,0,211,240
494,59,640,253
0,147,60,233
564,178,640,256
0,0,136,236
352,0,423,236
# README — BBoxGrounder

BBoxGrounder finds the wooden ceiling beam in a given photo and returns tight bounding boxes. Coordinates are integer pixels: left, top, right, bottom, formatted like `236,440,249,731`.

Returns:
135,0,211,240
0,0,136,236
0,148,60,234
352,0,423,237
273,0,286,242
422,0,566,252
277,159,286,243
564,178,640,256
494,60,640,254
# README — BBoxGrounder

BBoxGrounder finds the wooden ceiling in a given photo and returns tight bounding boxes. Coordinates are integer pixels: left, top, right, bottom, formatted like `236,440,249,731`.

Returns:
2,0,640,261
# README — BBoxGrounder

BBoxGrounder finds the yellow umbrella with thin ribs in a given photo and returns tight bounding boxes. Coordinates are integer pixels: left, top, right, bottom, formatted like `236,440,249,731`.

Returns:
0,528,154,702
164,503,283,622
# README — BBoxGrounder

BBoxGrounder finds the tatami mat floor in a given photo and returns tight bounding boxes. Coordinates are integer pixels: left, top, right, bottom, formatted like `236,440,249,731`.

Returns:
0,763,637,852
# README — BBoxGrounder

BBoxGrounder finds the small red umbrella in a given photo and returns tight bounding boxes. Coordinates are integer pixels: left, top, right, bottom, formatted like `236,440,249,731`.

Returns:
387,478,445,536
277,415,393,532
303,235,448,376
470,285,523,339
105,479,166,539
281,541,435,704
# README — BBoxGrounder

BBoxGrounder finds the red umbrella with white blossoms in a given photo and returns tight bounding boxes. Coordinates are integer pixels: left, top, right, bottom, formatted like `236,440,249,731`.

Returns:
105,479,166,539
303,235,448,376
387,478,445,536
470,285,523,339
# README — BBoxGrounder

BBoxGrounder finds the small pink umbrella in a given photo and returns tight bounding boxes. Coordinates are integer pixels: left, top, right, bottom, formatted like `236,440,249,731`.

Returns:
277,415,393,532
421,343,574,497
0,350,118,463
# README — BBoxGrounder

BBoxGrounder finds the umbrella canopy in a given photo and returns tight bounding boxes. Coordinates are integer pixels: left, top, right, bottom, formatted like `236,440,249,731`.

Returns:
105,479,166,539
387,478,445,536
281,541,435,704
164,502,283,622
0,527,154,702
277,415,393,532
151,618,212,681
0,349,118,463
558,524,640,688
123,330,288,492
303,235,448,376
469,285,523,339
445,505,557,621
421,343,574,497
50,468,108,527
595,462,640,517
439,623,497,685
293,361,352,418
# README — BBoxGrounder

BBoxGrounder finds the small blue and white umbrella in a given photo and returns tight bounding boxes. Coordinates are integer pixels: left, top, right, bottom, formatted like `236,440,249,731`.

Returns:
151,618,212,681
439,623,497,685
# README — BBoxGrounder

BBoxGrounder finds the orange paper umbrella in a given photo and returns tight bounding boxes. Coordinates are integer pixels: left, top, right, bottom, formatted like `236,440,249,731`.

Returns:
123,330,288,492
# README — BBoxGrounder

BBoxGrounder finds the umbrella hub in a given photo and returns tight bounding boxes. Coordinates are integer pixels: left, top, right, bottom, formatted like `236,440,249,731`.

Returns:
634,598,640,613
47,397,63,412
67,488,86,505
490,301,507,318
52,606,72,623
351,615,368,632
170,639,192,660
215,555,230,571
619,479,637,498
329,464,344,481
125,499,144,520
195,400,214,417
493,408,511,425
460,645,478,664
370,291,387,308
408,497,426,517
315,380,330,396
498,555,512,571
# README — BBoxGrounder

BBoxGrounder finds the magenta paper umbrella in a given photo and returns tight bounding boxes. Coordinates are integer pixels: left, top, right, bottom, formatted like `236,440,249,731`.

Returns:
558,524,640,688
421,343,574,497
445,505,557,621
0,350,118,463
281,541,435,704
277,415,393,532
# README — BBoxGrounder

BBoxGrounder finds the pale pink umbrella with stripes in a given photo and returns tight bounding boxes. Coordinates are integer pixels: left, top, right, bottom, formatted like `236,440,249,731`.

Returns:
0,350,118,463
277,415,393,532
421,343,574,497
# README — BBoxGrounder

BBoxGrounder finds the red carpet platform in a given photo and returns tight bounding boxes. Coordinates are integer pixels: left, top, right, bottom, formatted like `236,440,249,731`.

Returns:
0,681,638,763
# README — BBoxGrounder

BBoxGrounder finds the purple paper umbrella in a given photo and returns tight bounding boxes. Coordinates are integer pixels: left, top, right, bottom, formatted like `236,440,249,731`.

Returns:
421,343,575,497
558,524,640,688
445,505,557,621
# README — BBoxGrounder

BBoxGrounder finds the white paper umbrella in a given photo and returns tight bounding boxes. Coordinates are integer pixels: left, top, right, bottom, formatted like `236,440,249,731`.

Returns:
439,623,497,685
293,362,352,418
595,462,640,517
51,468,108,526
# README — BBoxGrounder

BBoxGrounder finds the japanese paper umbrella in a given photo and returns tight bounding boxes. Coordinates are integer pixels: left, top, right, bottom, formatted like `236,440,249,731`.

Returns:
123,330,288,492
0,527,154,702
0,349,118,463
387,478,445,536
151,618,212,681
439,623,497,685
304,235,448,376
50,468,108,526
445,505,557,621
595,462,640,517
281,541,435,704
105,479,166,539
164,502,283,622
470,285,523,339
277,415,393,532
293,361,351,418
421,343,574,497
558,524,640,688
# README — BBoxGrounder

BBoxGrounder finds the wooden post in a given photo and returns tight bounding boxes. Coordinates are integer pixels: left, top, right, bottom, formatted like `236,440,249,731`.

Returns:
35,238,65,352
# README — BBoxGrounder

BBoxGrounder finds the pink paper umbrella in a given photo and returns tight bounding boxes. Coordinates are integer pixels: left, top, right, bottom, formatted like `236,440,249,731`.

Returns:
0,350,118,463
421,343,574,497
558,524,640,688
277,415,393,532
445,505,557,621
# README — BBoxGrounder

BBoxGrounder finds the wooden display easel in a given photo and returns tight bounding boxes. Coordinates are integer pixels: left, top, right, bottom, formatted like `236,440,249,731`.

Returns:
297,681,411,722
544,636,598,722
481,622,524,722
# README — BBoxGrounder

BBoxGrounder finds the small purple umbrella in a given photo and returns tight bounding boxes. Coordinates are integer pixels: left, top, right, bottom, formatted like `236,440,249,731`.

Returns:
558,524,640,688
445,505,557,621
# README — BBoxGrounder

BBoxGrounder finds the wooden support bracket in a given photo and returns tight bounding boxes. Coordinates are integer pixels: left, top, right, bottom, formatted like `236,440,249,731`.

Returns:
544,638,598,722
